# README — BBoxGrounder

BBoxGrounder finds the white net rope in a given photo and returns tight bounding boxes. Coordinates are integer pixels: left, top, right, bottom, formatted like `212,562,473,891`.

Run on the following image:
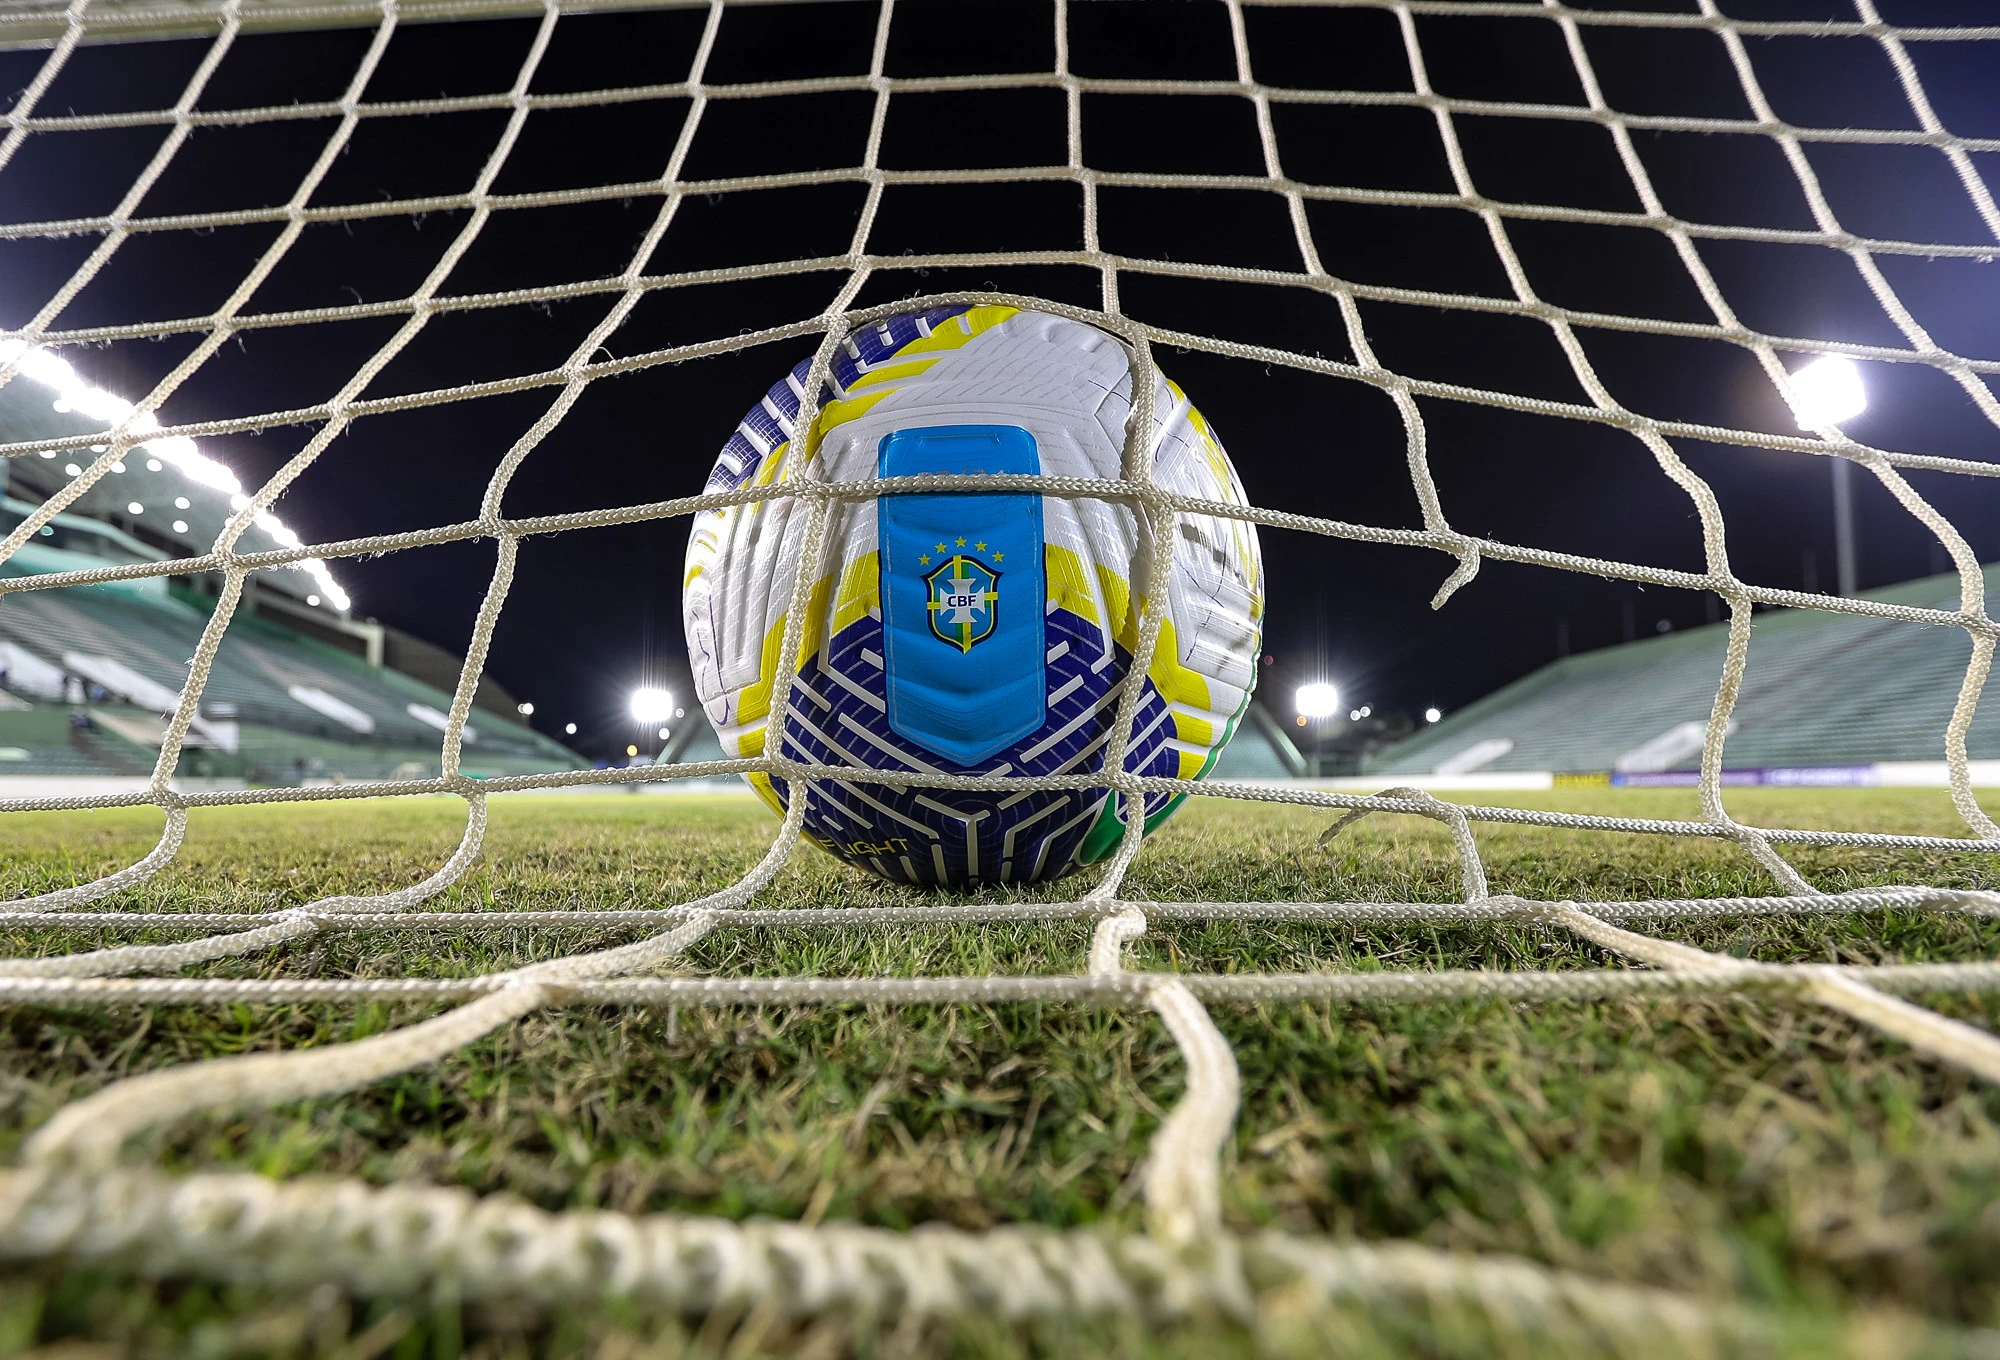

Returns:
1,0,1999,1331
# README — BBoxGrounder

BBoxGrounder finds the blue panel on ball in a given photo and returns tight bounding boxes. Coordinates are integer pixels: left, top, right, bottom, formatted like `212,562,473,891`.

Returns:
877,425,1046,766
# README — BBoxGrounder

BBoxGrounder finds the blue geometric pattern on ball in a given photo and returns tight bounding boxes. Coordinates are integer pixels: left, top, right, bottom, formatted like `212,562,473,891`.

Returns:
767,604,1181,887
706,305,975,494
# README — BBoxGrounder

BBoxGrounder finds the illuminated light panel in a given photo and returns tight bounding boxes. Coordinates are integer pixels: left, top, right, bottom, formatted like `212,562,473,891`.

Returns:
1295,681,1340,719
1788,355,1867,429
0,337,350,611
630,687,674,724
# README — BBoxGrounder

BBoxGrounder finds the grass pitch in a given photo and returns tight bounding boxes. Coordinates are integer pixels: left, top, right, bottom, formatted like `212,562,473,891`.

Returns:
1,787,1999,1357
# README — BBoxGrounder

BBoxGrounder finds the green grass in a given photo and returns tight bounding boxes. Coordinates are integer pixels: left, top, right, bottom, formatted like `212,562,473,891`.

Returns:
2,788,1999,1357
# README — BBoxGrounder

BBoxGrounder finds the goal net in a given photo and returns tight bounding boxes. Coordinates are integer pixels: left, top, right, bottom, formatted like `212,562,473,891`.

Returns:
2,0,1999,1339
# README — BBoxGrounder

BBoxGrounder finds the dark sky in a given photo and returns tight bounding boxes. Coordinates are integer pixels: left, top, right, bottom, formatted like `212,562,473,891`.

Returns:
2,0,1998,759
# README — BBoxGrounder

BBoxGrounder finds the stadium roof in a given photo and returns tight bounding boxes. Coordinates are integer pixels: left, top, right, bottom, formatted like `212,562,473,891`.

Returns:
1368,566,2000,776
0,355,345,610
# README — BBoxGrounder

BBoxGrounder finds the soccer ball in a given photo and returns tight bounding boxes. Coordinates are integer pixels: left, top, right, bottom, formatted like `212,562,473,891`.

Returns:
683,306,1263,887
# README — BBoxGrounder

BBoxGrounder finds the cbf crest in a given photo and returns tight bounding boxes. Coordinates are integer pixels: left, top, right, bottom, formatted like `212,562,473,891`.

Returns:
923,552,1001,653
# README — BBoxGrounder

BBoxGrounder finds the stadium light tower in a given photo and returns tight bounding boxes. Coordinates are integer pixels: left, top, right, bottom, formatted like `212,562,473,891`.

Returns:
629,687,674,726
1789,356,1867,597
1295,682,1340,720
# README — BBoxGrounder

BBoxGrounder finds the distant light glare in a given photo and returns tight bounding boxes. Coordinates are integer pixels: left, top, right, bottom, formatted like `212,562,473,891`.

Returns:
146,458,162,472
629,686,675,724
174,496,190,510
126,502,142,515
305,594,320,607
564,722,577,735
626,744,638,758
63,463,80,476
1424,707,1443,724
171,520,188,534
1296,682,1340,719
1789,356,1866,429
657,727,670,741
517,702,535,716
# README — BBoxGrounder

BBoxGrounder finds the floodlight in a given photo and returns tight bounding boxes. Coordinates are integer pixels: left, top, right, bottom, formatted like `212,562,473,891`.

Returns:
1424,707,1442,724
629,686,674,724
1789,356,1866,429
1295,682,1340,719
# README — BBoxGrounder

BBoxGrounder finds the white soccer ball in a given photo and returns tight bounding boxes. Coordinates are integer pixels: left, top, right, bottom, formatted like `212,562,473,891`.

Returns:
683,305,1264,887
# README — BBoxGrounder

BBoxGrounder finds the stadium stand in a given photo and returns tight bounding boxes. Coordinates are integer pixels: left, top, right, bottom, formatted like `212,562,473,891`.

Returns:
1368,567,2000,778
0,383,585,785
4,581,584,779
0,576,584,782
1208,701,1309,780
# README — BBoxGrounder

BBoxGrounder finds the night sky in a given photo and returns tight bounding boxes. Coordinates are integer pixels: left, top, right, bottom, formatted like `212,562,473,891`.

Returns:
3,0,1998,761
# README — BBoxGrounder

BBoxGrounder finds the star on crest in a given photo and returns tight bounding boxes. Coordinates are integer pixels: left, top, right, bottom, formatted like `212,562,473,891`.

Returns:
935,542,947,552
975,541,988,551
918,554,931,566
993,552,1004,562
955,537,966,546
